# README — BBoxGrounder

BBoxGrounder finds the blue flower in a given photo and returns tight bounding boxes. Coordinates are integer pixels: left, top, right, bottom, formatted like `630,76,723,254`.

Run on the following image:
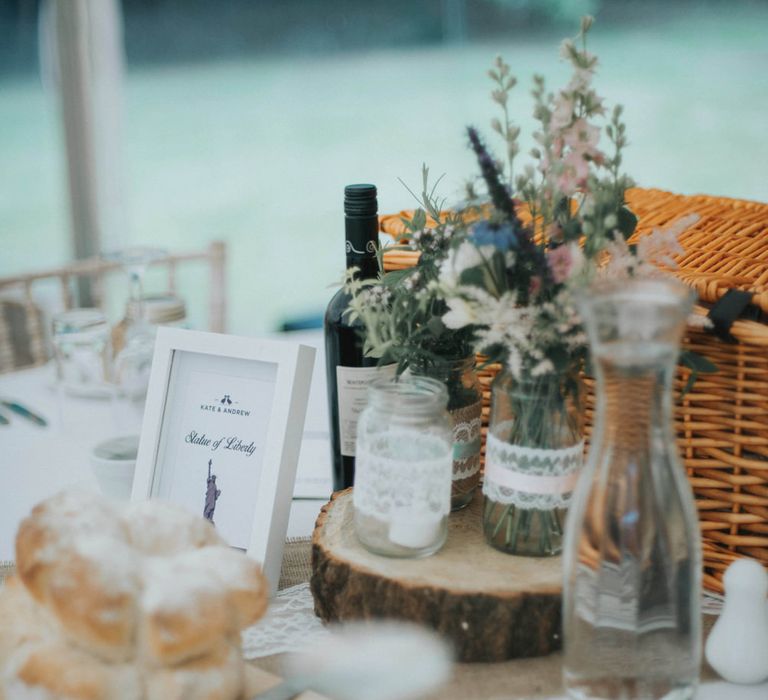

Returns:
470,221,519,251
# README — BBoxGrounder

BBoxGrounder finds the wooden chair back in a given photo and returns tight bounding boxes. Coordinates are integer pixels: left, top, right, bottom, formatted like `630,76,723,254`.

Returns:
0,241,226,374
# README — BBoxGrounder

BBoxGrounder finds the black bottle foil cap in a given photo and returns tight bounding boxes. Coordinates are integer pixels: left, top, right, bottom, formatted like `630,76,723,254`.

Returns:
344,184,378,218
344,184,379,261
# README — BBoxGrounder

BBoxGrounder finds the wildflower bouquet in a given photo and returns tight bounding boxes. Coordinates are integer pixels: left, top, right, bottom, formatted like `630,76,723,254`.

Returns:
434,17,640,555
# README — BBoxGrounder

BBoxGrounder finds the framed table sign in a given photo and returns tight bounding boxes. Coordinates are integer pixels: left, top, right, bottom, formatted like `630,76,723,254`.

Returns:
132,327,315,594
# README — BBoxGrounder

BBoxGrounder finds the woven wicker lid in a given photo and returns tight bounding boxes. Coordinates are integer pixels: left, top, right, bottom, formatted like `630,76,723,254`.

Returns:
381,188,768,313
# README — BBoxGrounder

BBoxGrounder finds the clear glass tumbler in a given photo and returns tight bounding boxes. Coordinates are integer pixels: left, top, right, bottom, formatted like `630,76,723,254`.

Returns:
353,375,453,558
52,309,112,397
562,277,702,700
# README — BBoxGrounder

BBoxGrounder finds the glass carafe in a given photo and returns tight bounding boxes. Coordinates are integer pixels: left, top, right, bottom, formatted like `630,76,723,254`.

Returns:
563,277,702,700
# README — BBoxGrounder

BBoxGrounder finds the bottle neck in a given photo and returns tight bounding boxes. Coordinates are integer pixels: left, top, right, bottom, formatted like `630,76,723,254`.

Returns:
345,213,378,278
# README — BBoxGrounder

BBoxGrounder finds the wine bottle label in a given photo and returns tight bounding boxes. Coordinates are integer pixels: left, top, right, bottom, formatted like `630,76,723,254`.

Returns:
336,364,395,457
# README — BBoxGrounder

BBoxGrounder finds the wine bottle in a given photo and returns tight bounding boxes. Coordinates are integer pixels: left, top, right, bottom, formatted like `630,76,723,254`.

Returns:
325,184,381,492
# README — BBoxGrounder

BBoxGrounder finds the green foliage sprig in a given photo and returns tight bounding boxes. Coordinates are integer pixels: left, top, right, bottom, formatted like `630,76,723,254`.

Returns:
344,166,475,374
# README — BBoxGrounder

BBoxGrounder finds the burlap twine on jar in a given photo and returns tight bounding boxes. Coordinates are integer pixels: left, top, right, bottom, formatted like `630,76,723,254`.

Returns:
450,399,483,506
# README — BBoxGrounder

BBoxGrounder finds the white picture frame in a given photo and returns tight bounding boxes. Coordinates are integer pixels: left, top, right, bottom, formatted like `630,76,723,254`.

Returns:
132,327,315,594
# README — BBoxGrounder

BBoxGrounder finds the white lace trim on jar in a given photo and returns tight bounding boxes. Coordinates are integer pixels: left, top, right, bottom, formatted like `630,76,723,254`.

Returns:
483,433,585,510
353,431,451,522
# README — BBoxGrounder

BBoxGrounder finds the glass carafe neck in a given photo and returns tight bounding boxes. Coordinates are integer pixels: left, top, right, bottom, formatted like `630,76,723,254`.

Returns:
592,350,678,454
580,277,694,459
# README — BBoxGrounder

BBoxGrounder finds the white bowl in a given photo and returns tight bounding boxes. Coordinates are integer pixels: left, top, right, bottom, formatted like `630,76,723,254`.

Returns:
90,435,139,500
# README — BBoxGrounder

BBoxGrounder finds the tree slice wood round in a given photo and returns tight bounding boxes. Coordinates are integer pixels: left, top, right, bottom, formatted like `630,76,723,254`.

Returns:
310,489,563,662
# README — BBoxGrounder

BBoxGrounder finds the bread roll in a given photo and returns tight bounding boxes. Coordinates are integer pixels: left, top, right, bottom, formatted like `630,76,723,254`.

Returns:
4,639,142,700
3,491,270,699
140,556,232,666
145,642,245,700
15,491,127,606
171,547,269,629
45,537,139,661
16,493,139,661
0,577,49,663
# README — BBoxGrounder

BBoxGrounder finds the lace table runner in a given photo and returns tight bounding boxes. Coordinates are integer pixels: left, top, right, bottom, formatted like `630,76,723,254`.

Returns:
242,582,329,659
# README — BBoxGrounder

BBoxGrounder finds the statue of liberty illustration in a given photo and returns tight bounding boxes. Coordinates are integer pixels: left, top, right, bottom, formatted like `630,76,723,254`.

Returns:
203,459,221,523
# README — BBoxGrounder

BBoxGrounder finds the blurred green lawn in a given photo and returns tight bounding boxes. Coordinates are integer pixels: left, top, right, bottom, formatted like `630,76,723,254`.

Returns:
0,4,766,334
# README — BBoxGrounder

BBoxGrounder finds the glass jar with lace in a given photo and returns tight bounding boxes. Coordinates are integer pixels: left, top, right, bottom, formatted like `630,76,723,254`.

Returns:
353,375,453,557
410,356,483,511
482,368,584,556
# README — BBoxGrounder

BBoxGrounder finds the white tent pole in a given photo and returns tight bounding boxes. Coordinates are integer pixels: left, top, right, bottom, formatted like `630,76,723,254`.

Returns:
41,0,126,306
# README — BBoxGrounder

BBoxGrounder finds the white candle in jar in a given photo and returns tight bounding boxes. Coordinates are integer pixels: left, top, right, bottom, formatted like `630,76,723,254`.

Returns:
388,510,444,549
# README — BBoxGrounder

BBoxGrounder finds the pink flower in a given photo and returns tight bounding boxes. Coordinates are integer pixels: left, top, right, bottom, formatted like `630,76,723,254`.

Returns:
546,245,574,284
550,94,574,131
567,67,594,93
556,150,590,195
563,118,601,153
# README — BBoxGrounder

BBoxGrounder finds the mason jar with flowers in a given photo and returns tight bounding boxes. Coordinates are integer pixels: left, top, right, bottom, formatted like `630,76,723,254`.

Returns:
437,18,637,555
344,177,483,511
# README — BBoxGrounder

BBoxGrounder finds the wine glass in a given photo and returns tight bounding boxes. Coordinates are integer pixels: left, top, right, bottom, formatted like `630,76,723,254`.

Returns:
103,246,167,399
104,246,168,337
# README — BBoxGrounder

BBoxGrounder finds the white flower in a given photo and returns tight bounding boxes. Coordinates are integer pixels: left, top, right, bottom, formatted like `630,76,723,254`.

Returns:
360,285,392,310
442,297,479,329
454,241,489,272
531,359,555,377
439,240,495,289
600,213,698,280
598,232,635,279
636,213,697,269
402,271,420,292
687,312,713,330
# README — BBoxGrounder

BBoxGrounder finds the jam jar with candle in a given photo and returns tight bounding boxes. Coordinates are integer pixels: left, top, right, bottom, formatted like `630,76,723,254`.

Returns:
353,375,453,557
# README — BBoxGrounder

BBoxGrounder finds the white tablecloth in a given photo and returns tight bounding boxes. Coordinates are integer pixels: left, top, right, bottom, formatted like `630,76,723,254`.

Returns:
3,337,768,697
0,331,331,561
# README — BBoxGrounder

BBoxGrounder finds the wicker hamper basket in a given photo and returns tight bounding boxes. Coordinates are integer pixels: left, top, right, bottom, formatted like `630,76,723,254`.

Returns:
380,187,768,593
